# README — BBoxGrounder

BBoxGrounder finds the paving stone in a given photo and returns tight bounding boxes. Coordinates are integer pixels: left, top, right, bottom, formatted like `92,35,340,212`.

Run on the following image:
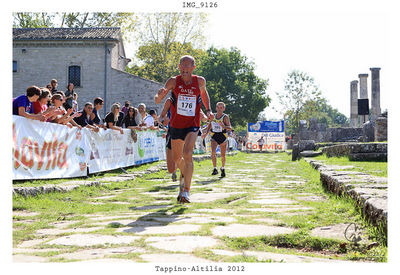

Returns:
46,234,140,246
311,223,367,242
248,198,298,205
17,238,51,248
87,214,141,221
36,227,103,236
49,221,78,229
131,204,172,210
296,195,327,202
117,224,201,235
13,211,40,217
98,176,132,182
145,236,219,252
189,192,244,203
91,195,116,200
13,254,48,262
140,253,213,263
13,247,60,254
211,224,296,237
253,218,281,224
194,209,233,214
54,246,146,260
275,180,305,185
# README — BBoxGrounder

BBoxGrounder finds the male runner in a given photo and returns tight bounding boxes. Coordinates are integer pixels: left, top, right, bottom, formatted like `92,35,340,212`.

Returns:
202,102,232,177
155,55,213,203
160,99,208,183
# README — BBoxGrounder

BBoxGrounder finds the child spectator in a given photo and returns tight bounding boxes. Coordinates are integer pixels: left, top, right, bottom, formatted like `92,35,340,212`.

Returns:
13,86,46,121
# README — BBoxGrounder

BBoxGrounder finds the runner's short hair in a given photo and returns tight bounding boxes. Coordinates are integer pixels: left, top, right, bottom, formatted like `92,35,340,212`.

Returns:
180,55,195,66
216,102,225,108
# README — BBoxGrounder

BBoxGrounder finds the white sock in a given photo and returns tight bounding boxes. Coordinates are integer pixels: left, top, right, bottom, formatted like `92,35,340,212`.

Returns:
214,167,217,170
221,167,225,170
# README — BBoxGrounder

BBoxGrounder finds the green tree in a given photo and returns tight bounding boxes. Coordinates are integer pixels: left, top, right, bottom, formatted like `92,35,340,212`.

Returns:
13,12,55,28
13,12,136,33
126,41,206,83
196,47,270,127
277,70,322,133
126,13,208,83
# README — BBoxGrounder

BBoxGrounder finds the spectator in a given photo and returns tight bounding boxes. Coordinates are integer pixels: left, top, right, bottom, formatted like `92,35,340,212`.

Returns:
73,102,99,132
91,97,106,129
72,92,78,112
48,93,82,128
115,102,125,127
32,88,61,118
50,79,58,94
136,103,147,127
258,137,264,152
143,109,155,127
121,106,140,129
64,83,75,110
13,86,46,121
121,100,130,116
104,103,124,134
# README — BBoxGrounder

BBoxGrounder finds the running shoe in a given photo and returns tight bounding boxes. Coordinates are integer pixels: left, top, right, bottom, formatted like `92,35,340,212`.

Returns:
211,168,218,175
220,168,226,178
180,190,190,203
171,171,177,182
177,175,184,202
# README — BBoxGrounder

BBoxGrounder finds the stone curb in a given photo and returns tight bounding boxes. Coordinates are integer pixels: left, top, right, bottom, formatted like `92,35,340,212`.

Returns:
12,152,238,197
304,158,387,233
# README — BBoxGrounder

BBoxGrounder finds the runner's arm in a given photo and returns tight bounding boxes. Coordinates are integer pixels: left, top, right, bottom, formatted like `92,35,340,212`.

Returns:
155,78,176,104
223,115,232,132
198,77,214,120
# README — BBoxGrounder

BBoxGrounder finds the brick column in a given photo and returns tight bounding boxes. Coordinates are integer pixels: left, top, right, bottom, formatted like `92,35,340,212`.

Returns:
350,80,359,127
370,67,381,122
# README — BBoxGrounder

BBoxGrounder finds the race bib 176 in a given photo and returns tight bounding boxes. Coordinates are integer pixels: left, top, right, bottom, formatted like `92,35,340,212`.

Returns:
177,95,196,116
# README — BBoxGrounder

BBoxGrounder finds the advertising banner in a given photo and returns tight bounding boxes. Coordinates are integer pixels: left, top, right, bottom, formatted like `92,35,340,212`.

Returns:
248,120,284,132
246,120,286,151
12,115,90,180
88,129,166,173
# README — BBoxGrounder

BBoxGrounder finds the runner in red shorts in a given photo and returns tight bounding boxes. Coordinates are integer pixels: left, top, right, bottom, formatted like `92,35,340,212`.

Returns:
155,55,214,203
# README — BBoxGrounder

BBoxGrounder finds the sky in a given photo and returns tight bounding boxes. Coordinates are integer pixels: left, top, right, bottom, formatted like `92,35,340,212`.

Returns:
124,7,390,121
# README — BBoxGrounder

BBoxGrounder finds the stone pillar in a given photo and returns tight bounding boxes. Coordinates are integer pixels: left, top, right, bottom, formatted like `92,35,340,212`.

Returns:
350,80,358,127
370,67,381,122
358,74,369,124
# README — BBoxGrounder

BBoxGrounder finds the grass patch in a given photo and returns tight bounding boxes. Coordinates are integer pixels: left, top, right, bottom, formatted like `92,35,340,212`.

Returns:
312,155,387,177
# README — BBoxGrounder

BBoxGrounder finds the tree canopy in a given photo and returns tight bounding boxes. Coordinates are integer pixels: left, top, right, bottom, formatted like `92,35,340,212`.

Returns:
277,70,348,134
195,47,270,127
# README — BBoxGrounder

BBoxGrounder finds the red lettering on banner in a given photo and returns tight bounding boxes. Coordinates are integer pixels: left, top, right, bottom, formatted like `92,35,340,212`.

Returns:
34,141,48,170
57,142,68,169
12,124,20,169
51,134,58,169
20,137,34,169
45,141,53,170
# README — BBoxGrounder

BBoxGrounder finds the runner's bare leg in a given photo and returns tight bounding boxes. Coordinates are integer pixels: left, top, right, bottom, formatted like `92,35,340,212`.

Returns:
211,139,218,168
220,141,227,168
182,131,199,191
171,139,185,177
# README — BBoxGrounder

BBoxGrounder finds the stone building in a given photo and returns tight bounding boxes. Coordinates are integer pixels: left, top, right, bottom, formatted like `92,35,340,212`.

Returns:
12,28,164,117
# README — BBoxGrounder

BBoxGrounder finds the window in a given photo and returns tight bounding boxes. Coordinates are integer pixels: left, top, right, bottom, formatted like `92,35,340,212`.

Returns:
68,65,81,87
13,61,17,72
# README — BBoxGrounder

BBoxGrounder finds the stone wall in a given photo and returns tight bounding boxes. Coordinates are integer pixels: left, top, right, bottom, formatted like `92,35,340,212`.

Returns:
321,142,387,161
325,127,363,142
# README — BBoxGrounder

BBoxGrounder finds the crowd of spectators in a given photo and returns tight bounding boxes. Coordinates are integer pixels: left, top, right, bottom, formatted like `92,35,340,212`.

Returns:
13,79,166,134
